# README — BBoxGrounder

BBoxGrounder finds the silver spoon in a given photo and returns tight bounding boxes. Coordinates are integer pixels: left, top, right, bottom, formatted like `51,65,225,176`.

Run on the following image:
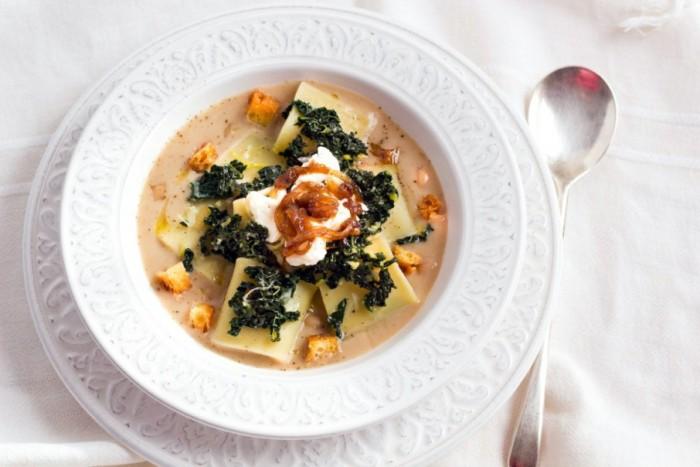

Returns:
507,66,617,467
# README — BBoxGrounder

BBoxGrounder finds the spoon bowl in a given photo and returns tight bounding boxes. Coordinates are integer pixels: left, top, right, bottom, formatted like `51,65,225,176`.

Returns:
528,66,617,194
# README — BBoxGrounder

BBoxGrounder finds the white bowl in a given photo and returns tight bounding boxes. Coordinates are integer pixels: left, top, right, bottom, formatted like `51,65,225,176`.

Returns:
60,8,526,439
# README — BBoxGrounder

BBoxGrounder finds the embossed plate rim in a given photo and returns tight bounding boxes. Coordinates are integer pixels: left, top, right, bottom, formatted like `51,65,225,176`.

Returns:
56,5,527,437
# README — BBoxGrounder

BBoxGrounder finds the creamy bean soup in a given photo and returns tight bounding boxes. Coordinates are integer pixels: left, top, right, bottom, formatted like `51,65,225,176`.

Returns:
138,81,446,369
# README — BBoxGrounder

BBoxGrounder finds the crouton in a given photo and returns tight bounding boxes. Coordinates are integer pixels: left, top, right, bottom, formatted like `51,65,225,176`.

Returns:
156,263,191,294
305,335,340,362
418,194,443,220
189,303,214,332
392,245,422,275
188,142,218,172
370,143,400,164
246,90,280,126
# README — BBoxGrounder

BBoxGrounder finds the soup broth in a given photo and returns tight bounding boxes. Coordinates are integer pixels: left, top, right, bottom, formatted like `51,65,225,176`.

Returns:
138,81,446,369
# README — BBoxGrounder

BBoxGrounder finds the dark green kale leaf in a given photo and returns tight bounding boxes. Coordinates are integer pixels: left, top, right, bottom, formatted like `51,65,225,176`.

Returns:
281,99,312,118
280,135,307,167
363,267,396,309
198,208,276,265
182,248,194,273
342,250,395,292
328,298,347,339
246,165,283,193
189,160,247,200
190,161,284,201
228,265,300,341
347,168,398,233
234,165,283,198
396,224,434,245
282,100,367,170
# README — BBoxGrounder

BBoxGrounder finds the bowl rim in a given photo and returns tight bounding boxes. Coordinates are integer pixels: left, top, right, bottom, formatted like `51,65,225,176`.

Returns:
59,5,527,438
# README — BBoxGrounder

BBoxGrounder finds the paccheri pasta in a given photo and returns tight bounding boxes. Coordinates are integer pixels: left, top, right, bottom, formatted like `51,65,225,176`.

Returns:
139,81,447,369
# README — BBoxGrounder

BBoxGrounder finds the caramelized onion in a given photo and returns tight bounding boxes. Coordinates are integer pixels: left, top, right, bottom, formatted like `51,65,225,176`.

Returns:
273,163,363,257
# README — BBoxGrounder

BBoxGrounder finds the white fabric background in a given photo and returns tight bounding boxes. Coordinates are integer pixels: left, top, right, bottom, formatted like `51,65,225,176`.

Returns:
1,0,699,465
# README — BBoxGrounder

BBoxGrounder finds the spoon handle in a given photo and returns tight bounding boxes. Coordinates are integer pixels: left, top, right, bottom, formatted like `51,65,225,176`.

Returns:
507,332,549,467
508,184,567,467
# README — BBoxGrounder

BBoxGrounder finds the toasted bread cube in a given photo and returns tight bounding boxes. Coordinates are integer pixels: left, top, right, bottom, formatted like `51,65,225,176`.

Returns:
188,142,218,172
305,335,340,362
418,194,443,220
392,245,422,275
156,263,191,294
246,90,280,127
189,303,214,332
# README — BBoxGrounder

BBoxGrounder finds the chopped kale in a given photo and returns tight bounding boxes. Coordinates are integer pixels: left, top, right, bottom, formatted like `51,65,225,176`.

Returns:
228,265,300,341
328,298,347,339
198,208,275,265
347,168,397,233
363,267,396,309
247,165,283,192
182,248,194,273
202,205,228,226
189,160,247,200
396,224,434,245
281,99,312,118
280,135,307,166
179,220,189,227
282,100,367,170
190,161,283,201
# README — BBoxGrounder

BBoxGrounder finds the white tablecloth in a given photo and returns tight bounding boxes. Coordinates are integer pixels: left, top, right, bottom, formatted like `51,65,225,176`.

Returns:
2,0,699,465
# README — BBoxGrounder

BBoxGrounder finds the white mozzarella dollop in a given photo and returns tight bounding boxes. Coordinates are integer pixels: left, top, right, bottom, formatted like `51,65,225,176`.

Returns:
285,237,327,267
245,187,286,242
306,146,340,171
292,147,344,190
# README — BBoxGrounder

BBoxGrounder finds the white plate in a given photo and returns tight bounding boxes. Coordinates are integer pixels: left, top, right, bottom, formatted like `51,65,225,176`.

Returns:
57,6,528,438
24,6,559,464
